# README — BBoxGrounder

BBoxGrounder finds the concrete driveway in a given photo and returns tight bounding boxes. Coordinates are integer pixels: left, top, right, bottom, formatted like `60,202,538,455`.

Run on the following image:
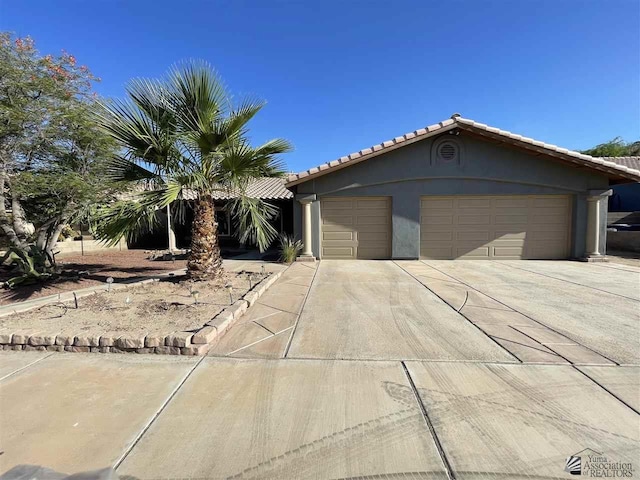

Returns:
286,261,515,362
1,259,638,479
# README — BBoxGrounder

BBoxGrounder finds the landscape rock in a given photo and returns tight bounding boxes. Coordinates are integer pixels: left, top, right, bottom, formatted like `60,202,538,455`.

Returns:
227,300,248,319
243,291,259,307
192,326,218,344
155,346,181,355
55,334,75,346
181,344,210,355
145,335,164,348
116,335,145,349
23,345,46,351
99,335,116,347
208,312,234,334
74,335,101,347
65,346,90,353
166,332,192,348
262,275,277,290
46,345,65,352
28,333,58,346
207,310,233,328
11,333,30,344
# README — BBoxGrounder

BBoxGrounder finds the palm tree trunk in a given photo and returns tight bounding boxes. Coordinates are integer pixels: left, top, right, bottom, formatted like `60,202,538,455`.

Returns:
187,196,223,281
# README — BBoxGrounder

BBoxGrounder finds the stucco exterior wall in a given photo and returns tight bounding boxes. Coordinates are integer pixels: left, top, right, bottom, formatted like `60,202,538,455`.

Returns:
292,132,610,259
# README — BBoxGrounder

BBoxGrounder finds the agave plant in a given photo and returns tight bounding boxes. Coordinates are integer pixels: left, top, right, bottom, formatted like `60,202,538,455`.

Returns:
0,245,53,288
94,61,292,280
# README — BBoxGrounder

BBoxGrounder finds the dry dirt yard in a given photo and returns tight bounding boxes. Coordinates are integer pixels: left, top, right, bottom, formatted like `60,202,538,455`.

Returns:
0,271,262,337
0,250,188,305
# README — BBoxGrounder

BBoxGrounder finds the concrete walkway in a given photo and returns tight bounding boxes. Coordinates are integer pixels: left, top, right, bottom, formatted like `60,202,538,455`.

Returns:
208,262,317,358
1,259,638,479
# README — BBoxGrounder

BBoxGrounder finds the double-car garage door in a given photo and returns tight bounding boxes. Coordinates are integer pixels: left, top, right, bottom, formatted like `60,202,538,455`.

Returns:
320,194,571,260
420,195,571,259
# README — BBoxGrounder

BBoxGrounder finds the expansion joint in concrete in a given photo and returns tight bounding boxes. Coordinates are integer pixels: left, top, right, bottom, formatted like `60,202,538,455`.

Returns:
0,352,55,382
572,366,640,417
401,361,456,480
282,263,321,358
112,355,207,470
497,261,639,303
392,261,521,364
422,262,620,366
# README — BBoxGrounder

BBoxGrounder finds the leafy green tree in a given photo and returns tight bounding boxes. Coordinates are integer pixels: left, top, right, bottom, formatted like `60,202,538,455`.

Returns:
95,62,292,281
0,32,118,286
581,137,640,157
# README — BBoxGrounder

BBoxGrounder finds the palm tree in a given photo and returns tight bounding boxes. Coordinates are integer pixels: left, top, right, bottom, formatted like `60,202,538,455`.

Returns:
94,61,292,281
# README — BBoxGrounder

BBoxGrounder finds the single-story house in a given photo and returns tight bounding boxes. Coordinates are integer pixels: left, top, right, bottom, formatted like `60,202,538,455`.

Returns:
130,177,293,250
286,115,640,261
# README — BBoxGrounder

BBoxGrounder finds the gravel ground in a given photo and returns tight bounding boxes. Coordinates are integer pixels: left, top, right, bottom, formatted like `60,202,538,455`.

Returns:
0,270,266,336
0,250,188,305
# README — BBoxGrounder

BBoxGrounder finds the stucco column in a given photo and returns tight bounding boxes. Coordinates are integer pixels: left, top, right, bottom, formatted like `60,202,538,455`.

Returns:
585,196,600,256
295,193,317,260
301,200,313,257
584,189,612,259
166,204,177,252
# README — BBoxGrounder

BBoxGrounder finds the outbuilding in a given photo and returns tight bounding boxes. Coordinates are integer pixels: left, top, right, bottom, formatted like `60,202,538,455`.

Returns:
287,115,640,260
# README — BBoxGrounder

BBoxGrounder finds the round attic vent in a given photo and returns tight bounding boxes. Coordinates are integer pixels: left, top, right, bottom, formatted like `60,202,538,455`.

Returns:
437,141,459,162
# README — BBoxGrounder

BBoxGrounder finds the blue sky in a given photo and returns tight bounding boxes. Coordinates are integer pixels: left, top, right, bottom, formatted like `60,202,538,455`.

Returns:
2,0,639,172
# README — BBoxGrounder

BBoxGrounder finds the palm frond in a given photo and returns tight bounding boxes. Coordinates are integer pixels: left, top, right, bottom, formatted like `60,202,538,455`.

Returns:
104,155,160,183
228,196,279,252
216,140,289,193
213,98,265,144
168,61,228,143
92,200,161,246
249,138,292,176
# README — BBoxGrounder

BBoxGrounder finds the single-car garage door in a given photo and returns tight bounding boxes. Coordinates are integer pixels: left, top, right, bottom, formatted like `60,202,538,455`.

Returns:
321,197,391,259
420,195,571,259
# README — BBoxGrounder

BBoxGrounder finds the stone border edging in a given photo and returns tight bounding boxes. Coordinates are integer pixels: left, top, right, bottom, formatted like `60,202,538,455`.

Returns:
190,270,283,349
0,268,284,356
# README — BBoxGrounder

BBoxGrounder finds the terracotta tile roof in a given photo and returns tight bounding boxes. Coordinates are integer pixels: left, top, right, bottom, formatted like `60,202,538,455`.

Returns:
180,177,293,201
126,177,293,201
599,156,640,172
286,116,640,186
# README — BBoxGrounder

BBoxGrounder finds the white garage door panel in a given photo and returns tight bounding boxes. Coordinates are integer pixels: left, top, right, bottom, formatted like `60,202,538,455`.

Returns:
321,197,391,259
420,195,571,260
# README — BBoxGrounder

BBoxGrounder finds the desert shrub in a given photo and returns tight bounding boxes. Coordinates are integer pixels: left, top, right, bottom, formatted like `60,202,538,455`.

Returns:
278,234,302,263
